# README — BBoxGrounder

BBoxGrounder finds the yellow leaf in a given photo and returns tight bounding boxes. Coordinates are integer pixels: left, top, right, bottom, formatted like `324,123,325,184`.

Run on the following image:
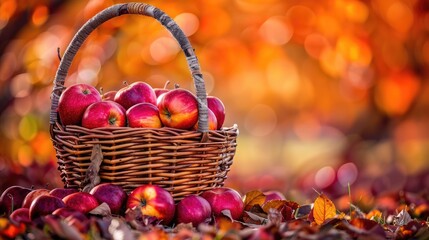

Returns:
313,194,336,225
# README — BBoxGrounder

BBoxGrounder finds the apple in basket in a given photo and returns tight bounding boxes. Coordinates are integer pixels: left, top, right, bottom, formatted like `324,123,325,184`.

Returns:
114,81,157,109
57,83,102,125
192,108,218,131
176,195,212,227
207,96,226,130
200,187,244,220
126,185,175,225
102,90,117,101
82,101,126,129
126,103,162,128
157,89,199,130
153,80,171,98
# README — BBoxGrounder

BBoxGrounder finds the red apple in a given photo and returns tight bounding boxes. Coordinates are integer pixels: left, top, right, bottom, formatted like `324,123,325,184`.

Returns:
126,185,175,225
22,189,50,208
52,207,79,219
200,187,244,220
58,83,102,125
193,108,217,131
49,188,78,199
154,81,171,98
90,183,128,215
29,195,65,220
102,90,117,101
264,190,286,203
82,101,126,129
176,195,212,227
9,208,31,224
126,103,162,128
207,96,225,130
63,192,99,214
157,89,199,129
0,186,32,215
114,81,157,109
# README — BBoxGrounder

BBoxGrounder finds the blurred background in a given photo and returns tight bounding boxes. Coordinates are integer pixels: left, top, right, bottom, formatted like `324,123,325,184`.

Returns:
1,0,429,203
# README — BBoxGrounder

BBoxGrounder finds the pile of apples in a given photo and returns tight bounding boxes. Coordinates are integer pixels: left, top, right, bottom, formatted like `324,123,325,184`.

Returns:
0,184,259,229
57,81,226,130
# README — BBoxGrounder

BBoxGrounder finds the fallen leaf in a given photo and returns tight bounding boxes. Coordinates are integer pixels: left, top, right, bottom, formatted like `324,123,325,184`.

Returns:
394,209,412,226
243,190,266,211
89,202,112,217
313,194,336,225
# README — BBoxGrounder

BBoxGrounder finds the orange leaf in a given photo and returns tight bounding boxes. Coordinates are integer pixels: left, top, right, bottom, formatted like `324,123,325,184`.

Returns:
243,190,266,211
313,194,336,225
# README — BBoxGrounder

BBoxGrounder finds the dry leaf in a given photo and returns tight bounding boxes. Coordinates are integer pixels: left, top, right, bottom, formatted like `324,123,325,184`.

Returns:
243,190,266,211
313,194,336,225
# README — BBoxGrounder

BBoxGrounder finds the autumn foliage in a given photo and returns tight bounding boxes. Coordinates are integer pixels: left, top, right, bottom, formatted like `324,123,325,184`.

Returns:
1,189,429,239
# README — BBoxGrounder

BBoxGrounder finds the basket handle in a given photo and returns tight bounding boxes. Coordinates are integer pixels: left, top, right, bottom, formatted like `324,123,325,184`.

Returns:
50,2,209,133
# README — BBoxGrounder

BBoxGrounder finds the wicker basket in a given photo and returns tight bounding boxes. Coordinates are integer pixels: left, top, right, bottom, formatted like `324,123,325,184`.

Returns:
49,2,238,201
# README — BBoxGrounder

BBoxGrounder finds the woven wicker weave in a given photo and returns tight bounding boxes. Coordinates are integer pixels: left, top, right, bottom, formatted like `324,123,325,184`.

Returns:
49,2,238,200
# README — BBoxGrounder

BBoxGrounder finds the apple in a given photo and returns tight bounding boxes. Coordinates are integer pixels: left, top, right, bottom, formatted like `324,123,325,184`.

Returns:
126,185,175,225
22,189,50,208
102,90,117,101
264,190,286,203
126,103,162,128
90,183,128,215
193,108,217,131
82,101,126,129
114,81,157,109
52,207,80,219
63,192,99,214
207,96,225,130
200,187,244,220
176,195,212,227
157,89,199,129
29,195,65,220
49,188,78,199
153,80,171,98
0,186,32,215
57,83,102,125
9,208,31,224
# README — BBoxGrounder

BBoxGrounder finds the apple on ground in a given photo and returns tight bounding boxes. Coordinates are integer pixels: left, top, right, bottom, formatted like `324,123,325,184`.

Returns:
0,185,32,215
52,207,82,219
58,83,101,125
29,195,65,220
153,80,171,98
126,103,162,128
200,187,244,220
176,195,212,227
193,108,217,131
114,81,157,109
82,101,126,129
9,208,31,224
126,184,175,225
63,192,99,214
49,188,78,199
90,183,128,215
263,190,286,203
102,90,117,101
157,89,199,129
207,96,226,130
22,188,50,208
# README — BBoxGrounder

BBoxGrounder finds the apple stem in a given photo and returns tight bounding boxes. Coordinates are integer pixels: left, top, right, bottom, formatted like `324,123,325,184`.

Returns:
174,83,180,89
99,87,104,95
123,81,128,86
7,193,14,213
140,199,147,207
163,80,171,89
